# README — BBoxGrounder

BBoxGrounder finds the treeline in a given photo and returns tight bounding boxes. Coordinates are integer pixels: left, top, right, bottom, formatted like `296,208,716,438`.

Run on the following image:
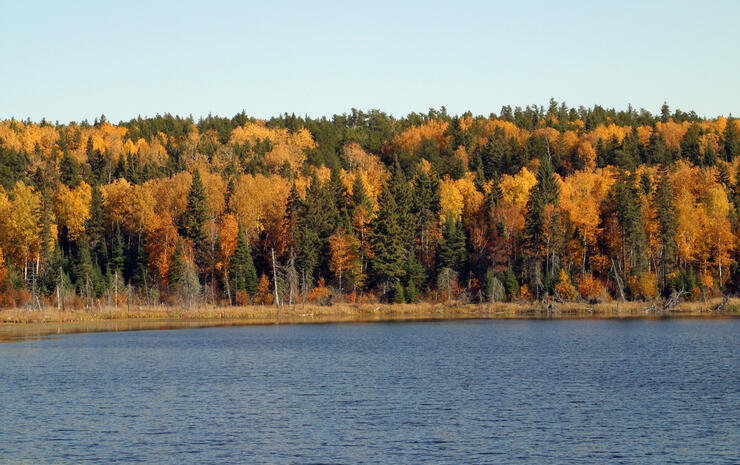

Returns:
0,100,739,308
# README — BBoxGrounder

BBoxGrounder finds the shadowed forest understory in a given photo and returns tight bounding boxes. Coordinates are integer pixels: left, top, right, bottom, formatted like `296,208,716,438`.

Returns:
1,101,740,312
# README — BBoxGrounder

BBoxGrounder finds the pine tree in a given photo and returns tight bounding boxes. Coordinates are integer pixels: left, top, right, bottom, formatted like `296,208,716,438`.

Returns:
180,169,210,243
652,167,677,293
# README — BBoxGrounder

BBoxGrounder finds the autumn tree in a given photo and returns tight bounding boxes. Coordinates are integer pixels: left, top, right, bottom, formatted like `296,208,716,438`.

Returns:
328,229,360,294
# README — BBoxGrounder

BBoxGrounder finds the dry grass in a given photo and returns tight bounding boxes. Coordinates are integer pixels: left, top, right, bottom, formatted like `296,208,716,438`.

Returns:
1,297,738,325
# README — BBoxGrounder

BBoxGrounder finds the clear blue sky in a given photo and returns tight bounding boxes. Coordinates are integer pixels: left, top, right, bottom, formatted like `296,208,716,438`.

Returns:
1,0,738,123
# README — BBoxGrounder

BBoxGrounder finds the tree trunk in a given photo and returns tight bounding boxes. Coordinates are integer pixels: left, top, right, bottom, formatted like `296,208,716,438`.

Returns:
271,248,280,307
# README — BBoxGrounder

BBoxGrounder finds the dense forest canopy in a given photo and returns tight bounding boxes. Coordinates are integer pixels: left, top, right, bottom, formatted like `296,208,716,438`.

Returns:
0,100,738,307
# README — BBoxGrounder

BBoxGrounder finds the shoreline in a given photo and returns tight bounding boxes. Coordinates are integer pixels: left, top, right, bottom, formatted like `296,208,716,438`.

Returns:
1,299,738,343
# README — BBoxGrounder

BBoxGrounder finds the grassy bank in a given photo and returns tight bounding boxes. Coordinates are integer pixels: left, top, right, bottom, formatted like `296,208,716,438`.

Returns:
1,299,737,343
2,298,739,325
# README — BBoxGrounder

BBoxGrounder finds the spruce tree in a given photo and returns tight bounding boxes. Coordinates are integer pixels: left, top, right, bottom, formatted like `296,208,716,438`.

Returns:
180,169,210,243
652,167,677,293
110,223,125,278
411,167,440,264
524,156,561,294
613,171,648,277
704,143,718,166
724,117,739,161
73,234,93,299
86,185,107,267
388,157,414,243
369,183,406,292
231,227,258,296
169,239,185,290
351,175,371,213
59,150,81,188
330,167,351,225
647,131,668,165
680,124,702,165
437,213,467,274
285,183,302,250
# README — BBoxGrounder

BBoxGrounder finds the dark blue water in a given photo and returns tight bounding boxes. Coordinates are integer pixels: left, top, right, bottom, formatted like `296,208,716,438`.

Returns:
0,319,737,464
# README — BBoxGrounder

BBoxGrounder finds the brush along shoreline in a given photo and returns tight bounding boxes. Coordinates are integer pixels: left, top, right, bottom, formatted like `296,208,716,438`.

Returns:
1,299,737,342
1,298,738,325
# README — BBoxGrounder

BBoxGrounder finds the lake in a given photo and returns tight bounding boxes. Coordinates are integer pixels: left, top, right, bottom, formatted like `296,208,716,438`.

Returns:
0,319,737,464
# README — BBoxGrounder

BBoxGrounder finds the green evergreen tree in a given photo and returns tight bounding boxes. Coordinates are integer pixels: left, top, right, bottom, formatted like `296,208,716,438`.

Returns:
613,171,648,278
330,167,351,225
724,117,739,161
59,150,81,188
73,234,93,299
388,157,414,243
680,124,702,165
647,131,668,165
404,252,426,295
498,268,519,301
437,213,467,274
169,238,186,290
704,143,718,166
640,171,653,196
110,223,125,278
524,156,561,295
86,185,107,267
369,183,406,292
180,169,210,243
351,175,371,212
411,167,440,264
231,227,258,296
652,167,677,293
392,280,406,303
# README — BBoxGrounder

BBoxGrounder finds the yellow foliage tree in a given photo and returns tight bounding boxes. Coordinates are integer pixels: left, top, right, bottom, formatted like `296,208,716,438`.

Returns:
54,181,92,241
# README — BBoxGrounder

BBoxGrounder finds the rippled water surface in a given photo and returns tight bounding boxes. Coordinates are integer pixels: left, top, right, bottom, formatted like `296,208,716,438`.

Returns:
0,319,738,464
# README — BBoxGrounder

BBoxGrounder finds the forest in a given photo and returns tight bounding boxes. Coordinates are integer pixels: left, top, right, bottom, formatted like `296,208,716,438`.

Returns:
0,100,738,309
